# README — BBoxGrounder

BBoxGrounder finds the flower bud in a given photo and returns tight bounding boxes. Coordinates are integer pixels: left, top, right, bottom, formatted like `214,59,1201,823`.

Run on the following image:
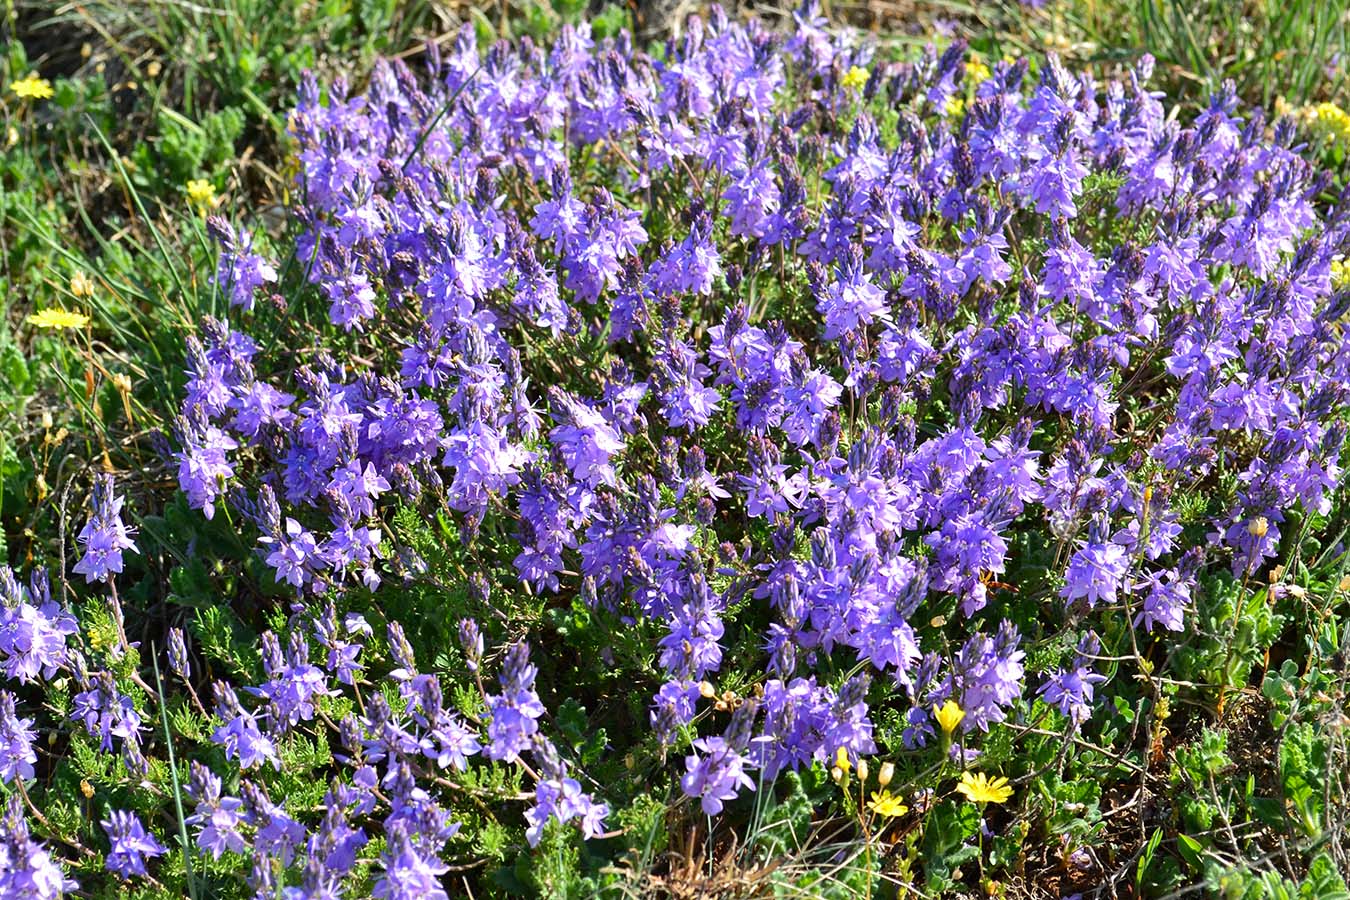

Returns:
878,762,895,788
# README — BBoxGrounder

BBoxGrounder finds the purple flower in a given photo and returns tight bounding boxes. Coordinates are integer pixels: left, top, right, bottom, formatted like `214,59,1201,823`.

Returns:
549,390,626,488
0,568,77,684
265,518,321,589
185,763,248,859
71,673,142,754
372,824,449,900
1037,634,1107,727
210,682,279,770
175,424,238,520
484,642,544,762
818,251,888,339
249,632,332,727
0,796,78,897
72,475,137,584
167,627,190,679
101,810,165,879
208,217,278,311
681,736,756,816
1061,540,1130,608
0,692,36,783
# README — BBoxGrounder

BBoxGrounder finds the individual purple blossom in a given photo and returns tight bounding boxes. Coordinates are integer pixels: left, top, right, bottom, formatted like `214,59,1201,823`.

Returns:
208,217,278,311
681,735,756,816
185,763,248,859
0,796,78,898
1061,539,1130,608
72,474,138,584
249,631,331,728
0,692,36,783
524,739,609,846
650,678,701,745
484,642,545,762
372,823,449,900
1135,569,1192,632
313,604,369,685
0,568,77,684
242,782,306,865
1037,634,1107,727
817,249,888,339
101,810,165,879
326,272,378,331
525,773,609,846
265,518,322,589
210,681,279,771
457,618,483,673
658,582,725,679
549,390,626,487
71,672,142,754
175,423,238,520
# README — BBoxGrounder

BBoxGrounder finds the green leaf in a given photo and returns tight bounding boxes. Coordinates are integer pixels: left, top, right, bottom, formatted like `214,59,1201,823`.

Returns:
1176,833,1204,870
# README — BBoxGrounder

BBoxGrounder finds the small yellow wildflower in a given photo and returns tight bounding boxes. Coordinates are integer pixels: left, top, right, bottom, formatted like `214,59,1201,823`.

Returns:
867,789,909,818
934,699,966,734
841,66,869,92
186,178,219,210
1306,102,1350,144
1332,258,1350,289
833,746,852,774
956,771,1013,804
10,74,54,100
26,309,90,331
966,59,992,85
69,271,96,299
946,96,966,119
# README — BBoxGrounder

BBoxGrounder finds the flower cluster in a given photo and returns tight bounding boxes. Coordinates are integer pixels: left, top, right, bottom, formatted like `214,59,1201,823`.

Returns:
166,0,1350,835
0,8,1267,900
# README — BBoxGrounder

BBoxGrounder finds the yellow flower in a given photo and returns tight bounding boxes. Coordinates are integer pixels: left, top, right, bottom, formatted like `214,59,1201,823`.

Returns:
1332,258,1350,289
956,771,1013,804
934,699,965,734
867,789,909,818
833,746,852,774
841,66,869,92
10,74,54,100
26,308,90,330
966,59,992,85
1306,102,1350,144
186,178,219,210
946,96,966,118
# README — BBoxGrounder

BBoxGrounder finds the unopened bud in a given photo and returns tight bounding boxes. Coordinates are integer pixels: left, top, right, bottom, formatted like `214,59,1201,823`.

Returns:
878,762,895,787
70,271,96,299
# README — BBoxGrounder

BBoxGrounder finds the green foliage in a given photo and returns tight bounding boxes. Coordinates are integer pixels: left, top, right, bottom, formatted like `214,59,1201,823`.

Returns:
4,1,1350,897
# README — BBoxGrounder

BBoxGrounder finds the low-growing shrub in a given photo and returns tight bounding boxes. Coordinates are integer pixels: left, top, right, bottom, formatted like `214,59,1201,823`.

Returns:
5,3,1350,896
